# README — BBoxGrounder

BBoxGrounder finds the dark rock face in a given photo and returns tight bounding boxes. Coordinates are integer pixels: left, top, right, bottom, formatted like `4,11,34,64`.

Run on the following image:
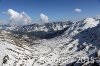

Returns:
3,55,9,64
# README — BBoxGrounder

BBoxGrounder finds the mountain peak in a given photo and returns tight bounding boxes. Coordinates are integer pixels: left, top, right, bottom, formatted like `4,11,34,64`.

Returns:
83,18,99,29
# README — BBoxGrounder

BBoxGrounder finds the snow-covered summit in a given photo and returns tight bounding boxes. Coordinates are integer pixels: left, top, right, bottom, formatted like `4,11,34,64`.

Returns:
83,18,99,29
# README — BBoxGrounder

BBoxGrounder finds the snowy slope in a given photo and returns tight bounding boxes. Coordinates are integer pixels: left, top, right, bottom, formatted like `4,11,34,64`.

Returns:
0,17,100,66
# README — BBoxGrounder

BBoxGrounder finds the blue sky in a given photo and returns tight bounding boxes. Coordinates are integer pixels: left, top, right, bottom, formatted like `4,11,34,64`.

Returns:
0,0,100,22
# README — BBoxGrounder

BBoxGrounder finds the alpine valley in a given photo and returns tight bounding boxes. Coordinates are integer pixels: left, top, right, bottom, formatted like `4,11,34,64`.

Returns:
0,17,100,66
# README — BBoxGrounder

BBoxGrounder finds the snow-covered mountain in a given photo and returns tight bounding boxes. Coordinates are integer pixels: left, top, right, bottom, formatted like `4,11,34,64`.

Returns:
16,21,72,32
0,17,100,66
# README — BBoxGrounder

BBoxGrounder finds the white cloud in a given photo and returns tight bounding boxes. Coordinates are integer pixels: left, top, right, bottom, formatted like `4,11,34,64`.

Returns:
40,13,48,23
75,8,82,13
6,9,32,25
